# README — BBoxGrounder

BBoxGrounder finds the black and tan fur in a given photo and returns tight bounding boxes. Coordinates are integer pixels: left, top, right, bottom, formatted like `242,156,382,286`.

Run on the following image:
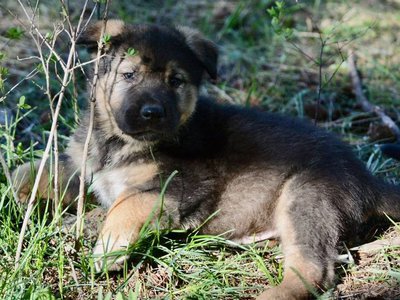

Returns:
13,20,400,299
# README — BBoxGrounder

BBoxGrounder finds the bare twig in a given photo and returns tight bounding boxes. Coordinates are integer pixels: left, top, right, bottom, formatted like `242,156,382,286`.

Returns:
288,40,318,65
0,68,39,103
67,255,84,297
68,55,106,71
75,0,110,242
314,33,326,123
321,42,348,91
347,51,400,141
49,27,62,216
350,237,400,255
35,23,64,216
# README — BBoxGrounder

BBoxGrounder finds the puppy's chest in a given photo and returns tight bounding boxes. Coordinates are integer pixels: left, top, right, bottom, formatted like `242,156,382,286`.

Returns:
91,147,159,207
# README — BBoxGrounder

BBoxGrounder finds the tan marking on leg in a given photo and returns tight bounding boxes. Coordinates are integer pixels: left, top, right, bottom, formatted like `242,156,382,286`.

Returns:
93,191,159,272
13,160,76,205
13,161,54,202
257,254,322,300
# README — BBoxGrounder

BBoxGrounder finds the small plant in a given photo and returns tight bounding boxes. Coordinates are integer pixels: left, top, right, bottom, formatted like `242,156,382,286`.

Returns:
267,1,294,39
102,33,111,44
126,47,137,57
5,27,24,40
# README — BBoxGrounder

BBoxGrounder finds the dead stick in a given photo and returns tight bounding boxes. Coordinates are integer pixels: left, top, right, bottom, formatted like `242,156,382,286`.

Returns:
347,51,400,141
75,1,110,243
350,237,400,254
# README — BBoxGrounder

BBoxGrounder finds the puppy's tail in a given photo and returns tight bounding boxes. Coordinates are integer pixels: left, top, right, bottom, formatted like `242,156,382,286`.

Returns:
377,182,400,220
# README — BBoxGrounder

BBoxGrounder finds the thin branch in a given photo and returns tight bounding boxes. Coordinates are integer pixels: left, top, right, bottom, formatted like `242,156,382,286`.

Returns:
314,33,325,123
288,40,318,65
75,0,109,242
0,68,39,103
350,237,400,255
321,42,347,90
35,23,64,216
347,51,400,141
67,255,84,297
68,55,106,71
16,55,41,61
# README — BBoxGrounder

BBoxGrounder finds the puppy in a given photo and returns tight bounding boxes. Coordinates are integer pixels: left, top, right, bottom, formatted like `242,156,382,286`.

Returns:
13,20,400,299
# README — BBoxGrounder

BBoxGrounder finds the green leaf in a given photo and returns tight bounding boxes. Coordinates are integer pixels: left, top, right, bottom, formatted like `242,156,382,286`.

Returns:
283,28,294,39
276,1,284,10
0,66,9,77
267,7,277,18
5,27,24,40
129,281,141,300
0,65,8,92
17,96,31,109
97,287,104,300
115,292,125,300
16,142,25,157
126,47,137,57
128,289,137,300
271,17,280,28
18,95,26,106
102,33,111,44
103,292,113,300
36,63,44,74
44,32,54,41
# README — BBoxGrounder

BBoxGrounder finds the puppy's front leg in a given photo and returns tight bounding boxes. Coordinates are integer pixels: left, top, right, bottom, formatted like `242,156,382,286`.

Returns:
93,191,159,272
12,154,79,206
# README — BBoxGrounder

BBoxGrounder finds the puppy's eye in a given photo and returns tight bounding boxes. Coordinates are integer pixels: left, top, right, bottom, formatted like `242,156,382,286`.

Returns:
169,75,185,88
123,72,136,80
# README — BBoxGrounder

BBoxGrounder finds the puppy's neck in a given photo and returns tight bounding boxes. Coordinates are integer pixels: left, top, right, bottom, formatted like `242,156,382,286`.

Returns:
91,130,154,169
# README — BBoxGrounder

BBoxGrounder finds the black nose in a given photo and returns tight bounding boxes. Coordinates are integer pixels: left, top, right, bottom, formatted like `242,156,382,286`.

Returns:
140,104,165,120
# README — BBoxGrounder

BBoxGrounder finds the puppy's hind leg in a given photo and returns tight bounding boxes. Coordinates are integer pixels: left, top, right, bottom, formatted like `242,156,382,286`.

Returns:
257,178,339,300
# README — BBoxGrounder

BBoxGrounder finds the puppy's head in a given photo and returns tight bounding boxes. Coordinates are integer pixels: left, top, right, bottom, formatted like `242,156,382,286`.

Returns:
78,20,218,142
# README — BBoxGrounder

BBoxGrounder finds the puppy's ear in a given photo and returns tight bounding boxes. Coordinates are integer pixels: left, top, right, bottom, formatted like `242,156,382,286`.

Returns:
177,27,218,80
77,19,125,53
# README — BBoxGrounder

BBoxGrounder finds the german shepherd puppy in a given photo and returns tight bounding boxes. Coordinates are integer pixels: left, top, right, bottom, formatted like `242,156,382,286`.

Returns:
13,20,400,299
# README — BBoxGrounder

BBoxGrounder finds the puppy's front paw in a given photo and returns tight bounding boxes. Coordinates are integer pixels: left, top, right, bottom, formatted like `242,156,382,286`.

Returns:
12,162,35,203
92,191,156,273
92,232,130,272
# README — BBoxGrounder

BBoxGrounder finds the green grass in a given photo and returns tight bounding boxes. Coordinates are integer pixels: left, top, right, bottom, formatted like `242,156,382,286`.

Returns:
1,0,400,299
